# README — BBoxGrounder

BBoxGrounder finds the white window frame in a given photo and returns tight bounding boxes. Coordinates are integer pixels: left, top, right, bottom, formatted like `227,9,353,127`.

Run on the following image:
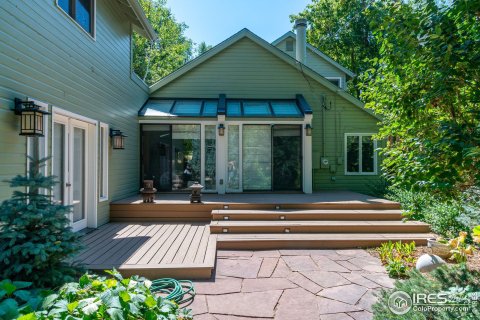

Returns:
99,122,109,201
55,0,97,40
326,77,343,89
26,99,50,195
344,133,378,176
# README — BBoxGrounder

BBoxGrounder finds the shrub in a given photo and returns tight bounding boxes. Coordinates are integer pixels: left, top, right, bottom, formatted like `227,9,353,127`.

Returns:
387,187,480,239
0,279,48,320
377,241,416,278
0,157,82,288
373,264,480,319
27,270,193,320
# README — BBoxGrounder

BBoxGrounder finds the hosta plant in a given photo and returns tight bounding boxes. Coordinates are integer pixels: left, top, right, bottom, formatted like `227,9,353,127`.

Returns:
28,270,193,320
448,231,475,263
0,279,49,320
377,241,416,278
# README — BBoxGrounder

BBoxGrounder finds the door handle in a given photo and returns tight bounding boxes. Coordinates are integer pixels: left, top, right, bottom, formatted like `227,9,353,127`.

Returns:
66,183,72,187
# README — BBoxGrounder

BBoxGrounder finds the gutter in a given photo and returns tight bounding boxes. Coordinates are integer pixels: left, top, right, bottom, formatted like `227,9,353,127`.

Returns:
126,0,158,41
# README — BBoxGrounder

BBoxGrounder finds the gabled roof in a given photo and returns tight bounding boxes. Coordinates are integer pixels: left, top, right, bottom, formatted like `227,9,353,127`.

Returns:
149,28,378,119
271,31,355,78
119,0,157,41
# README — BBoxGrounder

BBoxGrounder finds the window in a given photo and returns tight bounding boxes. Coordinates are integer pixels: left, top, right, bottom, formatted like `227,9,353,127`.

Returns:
345,134,377,175
99,123,108,200
286,39,294,52
326,77,342,88
57,0,95,36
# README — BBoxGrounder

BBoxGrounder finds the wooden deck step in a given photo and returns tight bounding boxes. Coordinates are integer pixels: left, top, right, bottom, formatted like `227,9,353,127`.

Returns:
210,220,430,234
216,233,433,250
211,209,404,221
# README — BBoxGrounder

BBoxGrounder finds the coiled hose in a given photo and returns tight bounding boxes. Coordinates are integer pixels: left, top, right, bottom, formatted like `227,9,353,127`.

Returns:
150,278,195,305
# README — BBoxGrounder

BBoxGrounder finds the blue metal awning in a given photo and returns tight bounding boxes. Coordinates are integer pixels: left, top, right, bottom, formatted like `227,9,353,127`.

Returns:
139,95,312,118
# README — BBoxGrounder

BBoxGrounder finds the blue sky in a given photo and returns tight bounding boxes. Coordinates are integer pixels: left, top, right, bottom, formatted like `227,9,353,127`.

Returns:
166,0,311,46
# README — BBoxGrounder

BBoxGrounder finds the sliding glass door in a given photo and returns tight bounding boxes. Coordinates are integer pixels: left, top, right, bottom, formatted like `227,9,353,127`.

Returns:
272,125,302,191
242,125,272,191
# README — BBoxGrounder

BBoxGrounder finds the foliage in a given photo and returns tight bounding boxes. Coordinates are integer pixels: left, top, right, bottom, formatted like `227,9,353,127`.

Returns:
386,186,440,221
362,0,480,192
0,280,49,320
22,270,193,320
0,156,82,288
446,231,475,263
373,264,480,319
292,0,382,97
196,41,212,56
133,0,193,85
473,226,480,244
377,241,416,278
388,187,480,239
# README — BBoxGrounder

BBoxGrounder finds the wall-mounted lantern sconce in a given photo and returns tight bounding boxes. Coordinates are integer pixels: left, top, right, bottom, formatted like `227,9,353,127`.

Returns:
305,124,313,136
218,123,225,136
110,129,126,149
14,98,50,136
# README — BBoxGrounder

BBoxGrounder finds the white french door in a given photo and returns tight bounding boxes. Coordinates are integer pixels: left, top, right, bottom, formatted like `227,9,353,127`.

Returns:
53,114,91,232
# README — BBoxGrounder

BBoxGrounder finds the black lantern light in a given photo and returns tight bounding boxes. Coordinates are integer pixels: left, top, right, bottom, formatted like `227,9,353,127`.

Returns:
305,124,313,136
14,98,50,136
218,123,225,136
110,129,127,149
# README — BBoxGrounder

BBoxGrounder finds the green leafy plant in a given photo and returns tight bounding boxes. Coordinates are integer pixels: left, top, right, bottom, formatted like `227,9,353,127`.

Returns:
473,226,480,244
377,241,416,278
0,156,82,288
447,231,475,263
373,264,480,319
23,270,193,320
0,279,49,320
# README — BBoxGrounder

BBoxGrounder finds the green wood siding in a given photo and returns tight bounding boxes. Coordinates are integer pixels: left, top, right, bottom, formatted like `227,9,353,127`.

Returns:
0,0,148,225
274,38,347,86
151,37,381,194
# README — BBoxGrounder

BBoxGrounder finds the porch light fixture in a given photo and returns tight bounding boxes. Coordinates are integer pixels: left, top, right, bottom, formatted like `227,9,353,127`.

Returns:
110,129,127,149
305,124,313,136
218,123,225,136
14,98,50,136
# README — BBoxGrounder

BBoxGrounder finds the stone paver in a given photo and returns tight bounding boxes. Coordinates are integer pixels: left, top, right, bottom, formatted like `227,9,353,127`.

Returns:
257,257,278,278
317,297,362,314
207,290,283,317
195,278,242,295
320,313,355,320
216,257,262,278
271,257,291,277
282,255,318,271
252,250,281,258
287,272,323,294
242,278,296,292
318,284,368,305
192,249,392,319
275,287,319,320
316,257,350,272
301,271,351,288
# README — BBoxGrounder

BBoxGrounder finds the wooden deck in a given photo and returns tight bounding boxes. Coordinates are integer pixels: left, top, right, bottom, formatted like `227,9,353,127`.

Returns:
110,191,400,222
75,223,217,279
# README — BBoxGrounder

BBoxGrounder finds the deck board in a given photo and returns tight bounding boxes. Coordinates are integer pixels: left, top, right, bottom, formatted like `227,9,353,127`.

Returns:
75,223,216,279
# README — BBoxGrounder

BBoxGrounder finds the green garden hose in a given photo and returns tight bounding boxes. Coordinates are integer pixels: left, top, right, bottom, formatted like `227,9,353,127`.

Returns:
150,278,195,305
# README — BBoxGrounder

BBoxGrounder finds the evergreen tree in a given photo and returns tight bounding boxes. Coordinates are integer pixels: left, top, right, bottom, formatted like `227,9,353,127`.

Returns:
0,146,82,288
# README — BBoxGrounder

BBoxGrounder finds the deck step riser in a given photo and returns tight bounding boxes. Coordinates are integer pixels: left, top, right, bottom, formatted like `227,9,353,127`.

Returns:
210,225,430,234
216,238,428,250
212,214,403,221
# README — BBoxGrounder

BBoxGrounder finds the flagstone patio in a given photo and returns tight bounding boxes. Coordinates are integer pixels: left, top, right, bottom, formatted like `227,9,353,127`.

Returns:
189,249,394,320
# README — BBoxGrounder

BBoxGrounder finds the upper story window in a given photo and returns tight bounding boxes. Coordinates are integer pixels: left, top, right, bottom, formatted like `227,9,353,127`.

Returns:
345,134,377,175
57,0,95,36
286,39,294,52
326,77,342,88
